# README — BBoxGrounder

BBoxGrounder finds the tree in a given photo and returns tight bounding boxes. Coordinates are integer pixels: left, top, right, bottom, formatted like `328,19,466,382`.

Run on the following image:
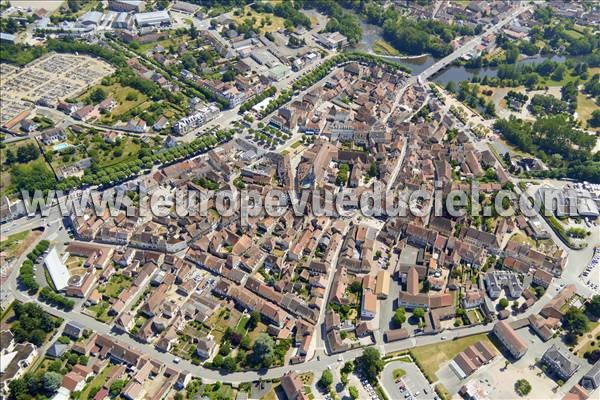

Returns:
421,279,431,293
181,53,197,70
240,334,252,351
515,379,532,396
219,342,231,356
110,379,127,397
67,0,80,13
221,356,237,372
393,308,406,326
16,144,39,163
250,333,274,368
342,361,354,374
499,298,509,310
349,386,359,400
588,295,600,318
563,307,589,335
4,148,16,165
89,87,107,104
505,45,519,64
247,311,261,331
412,307,425,320
319,370,333,389
41,372,62,394
589,110,600,128
222,69,235,82
357,348,383,383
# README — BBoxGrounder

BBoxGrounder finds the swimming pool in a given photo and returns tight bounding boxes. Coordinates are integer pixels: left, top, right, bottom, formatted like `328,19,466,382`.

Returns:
53,142,71,152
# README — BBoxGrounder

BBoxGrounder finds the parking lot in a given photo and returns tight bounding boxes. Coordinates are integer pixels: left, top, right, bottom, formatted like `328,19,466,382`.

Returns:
580,246,600,293
1,53,114,123
381,360,436,400
348,368,383,400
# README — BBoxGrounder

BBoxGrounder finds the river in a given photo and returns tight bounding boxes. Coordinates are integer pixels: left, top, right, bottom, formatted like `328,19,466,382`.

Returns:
356,20,566,84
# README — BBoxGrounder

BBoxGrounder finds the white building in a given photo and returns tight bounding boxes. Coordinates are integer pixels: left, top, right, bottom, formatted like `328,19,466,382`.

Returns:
44,248,71,291
134,10,171,27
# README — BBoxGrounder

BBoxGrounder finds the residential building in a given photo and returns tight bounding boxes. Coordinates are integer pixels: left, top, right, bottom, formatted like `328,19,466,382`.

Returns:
542,344,580,381
580,362,600,392
492,320,527,359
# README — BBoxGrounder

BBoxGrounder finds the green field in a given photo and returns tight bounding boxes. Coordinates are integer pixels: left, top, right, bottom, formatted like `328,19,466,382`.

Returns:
0,231,29,253
233,6,286,34
373,39,400,56
411,333,496,380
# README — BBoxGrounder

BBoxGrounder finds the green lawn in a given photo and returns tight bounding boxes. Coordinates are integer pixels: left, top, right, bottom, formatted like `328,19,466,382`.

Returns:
88,301,111,323
102,275,132,299
373,39,400,56
577,92,599,128
233,6,286,34
0,139,54,196
393,368,406,379
411,333,496,380
0,231,30,253
235,315,250,334
79,364,115,400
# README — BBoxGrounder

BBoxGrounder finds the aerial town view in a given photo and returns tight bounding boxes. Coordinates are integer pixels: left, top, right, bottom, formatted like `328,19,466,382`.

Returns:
1,1,600,400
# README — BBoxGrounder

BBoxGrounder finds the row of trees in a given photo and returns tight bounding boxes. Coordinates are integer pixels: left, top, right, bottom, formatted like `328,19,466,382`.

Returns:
239,86,276,113
18,240,50,294
293,51,410,93
39,287,75,311
49,130,233,193
259,89,293,118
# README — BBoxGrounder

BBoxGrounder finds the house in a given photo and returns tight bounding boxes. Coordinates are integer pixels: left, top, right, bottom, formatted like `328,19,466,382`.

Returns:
384,328,409,343
46,342,68,359
63,321,85,340
20,119,37,133
175,371,192,390
40,128,66,145
533,268,554,288
580,362,600,392
541,284,577,319
315,32,348,49
361,290,377,320
492,320,527,359
153,116,169,131
0,337,37,393
451,341,496,378
62,369,88,392
541,344,580,381
375,270,390,299
462,289,484,309
280,371,308,400
196,336,216,359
